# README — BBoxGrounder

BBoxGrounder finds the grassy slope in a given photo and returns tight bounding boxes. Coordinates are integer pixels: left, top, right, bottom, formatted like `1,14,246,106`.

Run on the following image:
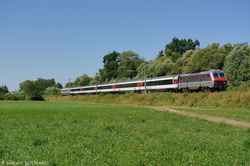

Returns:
46,90,250,109
0,101,250,165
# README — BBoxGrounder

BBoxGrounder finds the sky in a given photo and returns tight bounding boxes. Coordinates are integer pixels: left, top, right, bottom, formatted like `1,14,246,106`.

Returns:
0,0,249,91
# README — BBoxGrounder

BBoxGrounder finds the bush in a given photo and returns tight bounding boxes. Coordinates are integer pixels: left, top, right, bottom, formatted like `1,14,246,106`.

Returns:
29,95,45,101
5,93,24,100
223,43,250,87
0,95,5,100
227,80,250,91
44,87,61,95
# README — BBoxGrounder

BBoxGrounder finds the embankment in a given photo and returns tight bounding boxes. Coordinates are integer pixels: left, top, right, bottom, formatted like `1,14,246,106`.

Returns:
45,91,250,109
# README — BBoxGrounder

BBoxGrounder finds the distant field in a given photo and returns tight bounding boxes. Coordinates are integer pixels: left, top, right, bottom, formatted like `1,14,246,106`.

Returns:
0,101,250,165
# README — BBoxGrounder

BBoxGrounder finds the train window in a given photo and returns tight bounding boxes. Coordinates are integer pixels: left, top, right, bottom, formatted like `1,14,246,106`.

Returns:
220,73,225,77
213,73,225,78
117,83,136,88
146,79,172,86
84,87,94,91
71,89,80,91
98,85,112,89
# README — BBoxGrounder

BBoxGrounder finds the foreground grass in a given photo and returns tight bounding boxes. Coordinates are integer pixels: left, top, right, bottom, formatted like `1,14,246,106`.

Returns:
0,101,250,165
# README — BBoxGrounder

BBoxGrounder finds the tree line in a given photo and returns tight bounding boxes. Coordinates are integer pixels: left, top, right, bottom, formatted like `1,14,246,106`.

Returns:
0,78,63,100
66,38,250,90
1,37,249,100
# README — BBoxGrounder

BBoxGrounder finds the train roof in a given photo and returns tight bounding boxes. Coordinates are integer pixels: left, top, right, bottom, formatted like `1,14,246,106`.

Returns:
180,69,225,76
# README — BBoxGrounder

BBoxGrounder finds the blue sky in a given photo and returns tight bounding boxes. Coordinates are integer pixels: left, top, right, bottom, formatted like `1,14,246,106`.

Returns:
0,0,249,91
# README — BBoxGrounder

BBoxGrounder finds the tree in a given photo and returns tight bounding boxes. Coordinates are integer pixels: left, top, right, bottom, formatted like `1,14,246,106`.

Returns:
164,49,182,63
74,74,92,86
220,43,234,55
0,85,9,95
117,51,143,79
21,80,45,100
37,78,56,88
170,50,194,74
184,43,233,73
159,37,200,62
170,43,233,74
20,78,58,100
99,51,120,82
64,82,74,88
158,50,165,57
223,43,250,87
56,83,63,89
89,73,100,85
165,37,200,54
44,86,61,95
137,56,174,78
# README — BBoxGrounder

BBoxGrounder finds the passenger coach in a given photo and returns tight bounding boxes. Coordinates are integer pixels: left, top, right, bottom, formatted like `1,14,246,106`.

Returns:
61,75,179,95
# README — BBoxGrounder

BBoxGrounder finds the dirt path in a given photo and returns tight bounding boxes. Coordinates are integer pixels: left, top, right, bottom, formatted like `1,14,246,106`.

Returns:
146,106,250,128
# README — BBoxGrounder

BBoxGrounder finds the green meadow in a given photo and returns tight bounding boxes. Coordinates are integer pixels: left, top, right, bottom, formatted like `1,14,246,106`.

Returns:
0,101,250,165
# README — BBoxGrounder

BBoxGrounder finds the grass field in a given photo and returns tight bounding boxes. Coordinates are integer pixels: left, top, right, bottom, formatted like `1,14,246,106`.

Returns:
0,101,250,165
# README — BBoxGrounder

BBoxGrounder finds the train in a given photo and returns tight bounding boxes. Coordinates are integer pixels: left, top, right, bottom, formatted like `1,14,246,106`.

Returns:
61,69,227,95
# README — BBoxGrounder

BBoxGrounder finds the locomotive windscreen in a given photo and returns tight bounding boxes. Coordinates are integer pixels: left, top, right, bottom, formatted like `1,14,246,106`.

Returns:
213,73,225,78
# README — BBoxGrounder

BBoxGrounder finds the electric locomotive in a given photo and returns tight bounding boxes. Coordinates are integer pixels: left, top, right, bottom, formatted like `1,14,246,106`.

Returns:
179,70,227,92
